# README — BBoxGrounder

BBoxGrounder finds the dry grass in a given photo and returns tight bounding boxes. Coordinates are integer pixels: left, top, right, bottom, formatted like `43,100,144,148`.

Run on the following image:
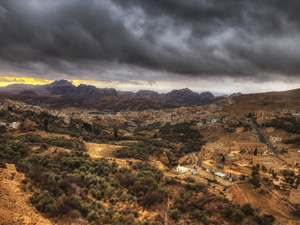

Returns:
85,142,123,158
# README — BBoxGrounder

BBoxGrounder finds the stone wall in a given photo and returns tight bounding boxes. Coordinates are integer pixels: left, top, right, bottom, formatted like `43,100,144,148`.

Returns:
215,176,234,186
197,169,214,180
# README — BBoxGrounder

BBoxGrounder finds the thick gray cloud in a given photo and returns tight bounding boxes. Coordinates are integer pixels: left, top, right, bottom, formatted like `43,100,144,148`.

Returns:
0,0,300,82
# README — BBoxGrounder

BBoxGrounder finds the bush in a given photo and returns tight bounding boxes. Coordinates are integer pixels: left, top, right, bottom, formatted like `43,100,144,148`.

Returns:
170,208,180,222
87,210,100,223
30,190,55,213
141,191,163,210
250,166,261,188
221,205,233,219
0,159,6,168
232,209,245,223
241,203,254,216
254,214,275,225
109,198,116,205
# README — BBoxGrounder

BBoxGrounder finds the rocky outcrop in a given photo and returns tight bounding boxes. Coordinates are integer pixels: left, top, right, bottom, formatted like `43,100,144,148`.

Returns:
118,88,223,106
51,83,117,99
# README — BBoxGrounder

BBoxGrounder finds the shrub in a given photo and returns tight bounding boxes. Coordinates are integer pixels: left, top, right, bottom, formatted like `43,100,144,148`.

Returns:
170,209,180,222
87,210,100,223
141,191,163,210
221,205,233,219
241,203,254,216
232,209,245,223
0,159,6,168
254,214,275,225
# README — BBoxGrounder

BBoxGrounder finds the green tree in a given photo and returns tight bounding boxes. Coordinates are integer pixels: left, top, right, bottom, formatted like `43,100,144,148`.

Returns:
170,208,180,222
0,125,7,133
232,209,245,223
254,148,258,156
87,210,100,223
114,128,118,138
250,166,261,188
221,205,233,219
241,203,254,216
44,119,49,132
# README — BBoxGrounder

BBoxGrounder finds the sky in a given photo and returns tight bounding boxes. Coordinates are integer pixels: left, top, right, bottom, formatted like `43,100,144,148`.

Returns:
0,0,300,94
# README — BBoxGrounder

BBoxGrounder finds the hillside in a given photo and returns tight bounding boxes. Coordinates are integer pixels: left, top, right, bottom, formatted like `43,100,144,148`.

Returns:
0,93,176,111
220,88,300,115
0,164,52,225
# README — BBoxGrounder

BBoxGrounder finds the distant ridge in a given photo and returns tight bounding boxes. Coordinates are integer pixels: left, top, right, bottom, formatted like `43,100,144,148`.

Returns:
219,88,300,115
0,79,225,107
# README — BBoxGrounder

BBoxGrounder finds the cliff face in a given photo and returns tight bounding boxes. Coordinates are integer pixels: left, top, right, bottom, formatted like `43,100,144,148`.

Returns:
163,88,201,106
135,90,162,101
51,84,117,99
117,88,223,106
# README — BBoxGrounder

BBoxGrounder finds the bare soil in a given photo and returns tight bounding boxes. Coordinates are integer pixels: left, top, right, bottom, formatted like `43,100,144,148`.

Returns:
0,164,53,225
85,142,123,158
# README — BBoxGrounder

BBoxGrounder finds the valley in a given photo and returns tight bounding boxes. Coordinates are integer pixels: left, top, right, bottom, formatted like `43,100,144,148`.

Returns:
1,89,300,224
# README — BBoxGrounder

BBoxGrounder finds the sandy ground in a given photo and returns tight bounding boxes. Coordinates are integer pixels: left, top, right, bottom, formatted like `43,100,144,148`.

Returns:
0,164,53,225
85,142,123,158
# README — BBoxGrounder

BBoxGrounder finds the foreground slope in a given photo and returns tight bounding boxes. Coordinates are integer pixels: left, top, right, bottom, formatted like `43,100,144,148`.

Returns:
0,164,52,225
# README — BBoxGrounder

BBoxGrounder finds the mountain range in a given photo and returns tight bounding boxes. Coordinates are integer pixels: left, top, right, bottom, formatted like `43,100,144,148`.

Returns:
0,80,225,107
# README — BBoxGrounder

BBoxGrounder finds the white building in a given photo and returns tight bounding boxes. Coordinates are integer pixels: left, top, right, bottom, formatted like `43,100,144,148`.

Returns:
176,165,188,173
9,122,21,129
211,119,218,124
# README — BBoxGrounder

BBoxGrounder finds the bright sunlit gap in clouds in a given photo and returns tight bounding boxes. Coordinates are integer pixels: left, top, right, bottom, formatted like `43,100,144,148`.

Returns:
0,77,53,86
1,76,300,96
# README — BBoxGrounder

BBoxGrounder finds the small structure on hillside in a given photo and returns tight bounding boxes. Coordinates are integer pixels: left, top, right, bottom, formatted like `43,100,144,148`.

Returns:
191,169,198,175
9,122,21,129
269,136,282,144
214,172,226,178
176,165,188,173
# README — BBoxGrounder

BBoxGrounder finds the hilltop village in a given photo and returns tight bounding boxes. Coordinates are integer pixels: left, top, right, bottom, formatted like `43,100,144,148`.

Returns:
1,97,300,224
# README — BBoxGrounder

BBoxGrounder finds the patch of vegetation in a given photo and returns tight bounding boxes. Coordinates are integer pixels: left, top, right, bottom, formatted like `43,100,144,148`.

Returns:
159,123,206,162
265,117,300,134
0,130,169,223
134,122,162,133
19,134,86,151
250,166,261,188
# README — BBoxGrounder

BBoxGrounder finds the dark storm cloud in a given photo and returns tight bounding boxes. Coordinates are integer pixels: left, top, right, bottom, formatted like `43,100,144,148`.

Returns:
0,0,300,81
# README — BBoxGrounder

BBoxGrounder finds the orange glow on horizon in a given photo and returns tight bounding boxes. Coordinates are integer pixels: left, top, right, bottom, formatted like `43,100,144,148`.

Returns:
71,79,119,88
0,76,53,86
0,76,148,91
0,76,118,88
